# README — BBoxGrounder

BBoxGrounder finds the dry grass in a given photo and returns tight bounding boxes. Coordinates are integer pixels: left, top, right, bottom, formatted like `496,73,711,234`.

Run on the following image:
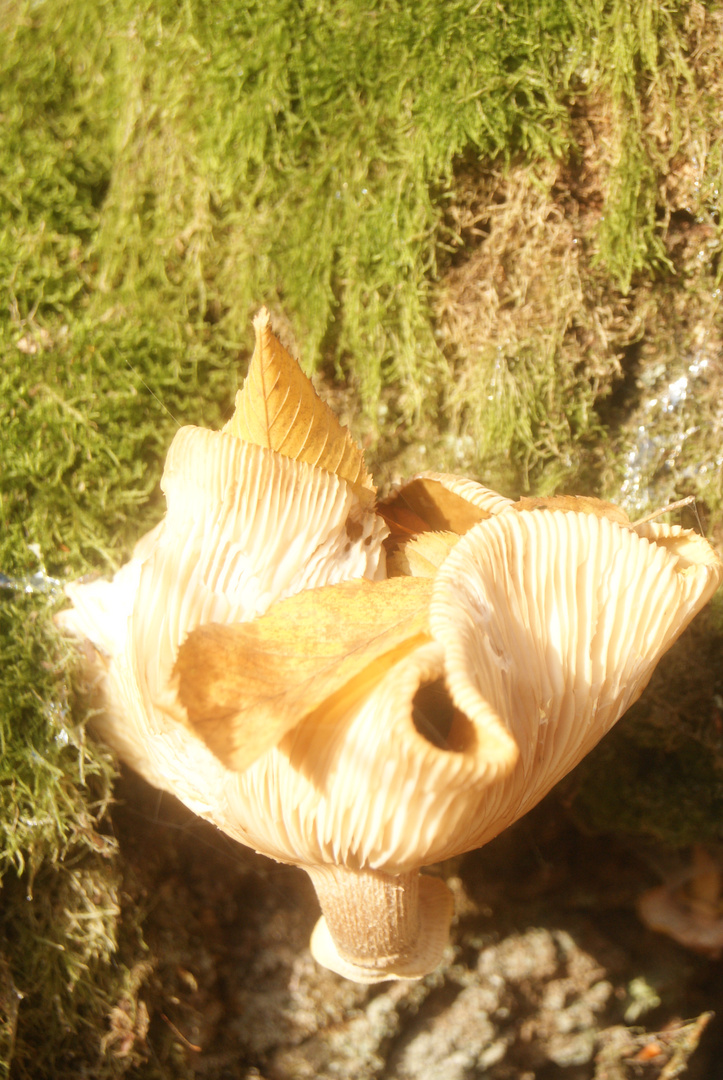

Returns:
434,155,641,493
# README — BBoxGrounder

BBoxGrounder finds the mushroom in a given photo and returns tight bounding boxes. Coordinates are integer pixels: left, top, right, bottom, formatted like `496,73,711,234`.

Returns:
637,844,723,957
58,337,387,824
59,310,723,983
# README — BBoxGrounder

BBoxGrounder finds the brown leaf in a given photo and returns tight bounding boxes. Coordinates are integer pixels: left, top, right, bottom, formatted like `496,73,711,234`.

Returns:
175,576,432,771
514,494,630,526
224,308,374,495
378,477,491,539
387,532,460,578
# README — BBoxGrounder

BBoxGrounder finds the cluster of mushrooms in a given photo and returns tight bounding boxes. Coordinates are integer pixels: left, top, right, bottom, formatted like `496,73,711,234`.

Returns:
60,310,723,983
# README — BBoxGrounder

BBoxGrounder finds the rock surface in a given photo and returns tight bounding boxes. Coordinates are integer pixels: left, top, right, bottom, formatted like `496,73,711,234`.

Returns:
109,770,721,1079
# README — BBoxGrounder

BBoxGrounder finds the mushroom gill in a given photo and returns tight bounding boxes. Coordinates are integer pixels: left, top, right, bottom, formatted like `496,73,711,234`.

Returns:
429,508,723,852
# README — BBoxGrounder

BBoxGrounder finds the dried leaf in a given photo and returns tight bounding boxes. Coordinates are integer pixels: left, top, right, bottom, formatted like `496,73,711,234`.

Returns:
388,532,460,578
175,576,432,771
378,477,491,539
224,308,374,494
514,494,630,526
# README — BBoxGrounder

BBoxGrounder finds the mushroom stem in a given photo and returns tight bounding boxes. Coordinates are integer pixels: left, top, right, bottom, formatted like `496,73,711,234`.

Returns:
306,864,454,983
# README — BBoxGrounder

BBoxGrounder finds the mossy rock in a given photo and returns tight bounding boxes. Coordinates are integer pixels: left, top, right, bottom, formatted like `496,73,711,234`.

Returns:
2,0,723,1073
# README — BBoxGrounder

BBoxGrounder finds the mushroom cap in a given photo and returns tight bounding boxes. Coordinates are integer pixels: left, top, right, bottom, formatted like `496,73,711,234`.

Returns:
62,429,722,873
637,845,723,957
637,885,723,957
223,639,517,868
217,508,721,871
60,401,723,984
60,411,722,876
429,510,723,854
158,426,385,620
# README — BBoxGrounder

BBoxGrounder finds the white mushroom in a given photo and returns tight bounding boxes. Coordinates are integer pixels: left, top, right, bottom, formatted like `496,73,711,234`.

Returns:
59,310,723,984
60,426,387,832
228,506,719,982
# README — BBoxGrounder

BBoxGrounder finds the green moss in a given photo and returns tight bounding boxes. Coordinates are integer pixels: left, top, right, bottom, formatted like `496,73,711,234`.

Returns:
596,133,672,290
0,851,151,1080
586,0,691,290
0,587,144,1077
3,0,694,423
85,0,580,415
0,604,92,876
0,317,236,580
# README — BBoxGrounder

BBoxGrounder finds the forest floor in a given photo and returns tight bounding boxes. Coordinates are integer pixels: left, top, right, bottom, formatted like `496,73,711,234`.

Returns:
85,767,722,1080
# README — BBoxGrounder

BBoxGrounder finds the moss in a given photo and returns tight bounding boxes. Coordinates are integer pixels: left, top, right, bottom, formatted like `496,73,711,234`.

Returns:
3,0,697,428
0,316,236,581
0,600,103,876
568,608,723,847
572,732,723,848
434,5,723,503
82,0,580,416
3,859,125,1079
433,160,617,494
0,587,153,1077
586,0,692,290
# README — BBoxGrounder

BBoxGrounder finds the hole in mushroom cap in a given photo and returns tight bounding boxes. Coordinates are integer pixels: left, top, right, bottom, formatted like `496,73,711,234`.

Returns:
344,517,364,542
411,679,475,753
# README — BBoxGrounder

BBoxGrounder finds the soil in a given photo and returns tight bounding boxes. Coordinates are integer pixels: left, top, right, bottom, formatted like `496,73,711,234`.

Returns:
107,769,723,1079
